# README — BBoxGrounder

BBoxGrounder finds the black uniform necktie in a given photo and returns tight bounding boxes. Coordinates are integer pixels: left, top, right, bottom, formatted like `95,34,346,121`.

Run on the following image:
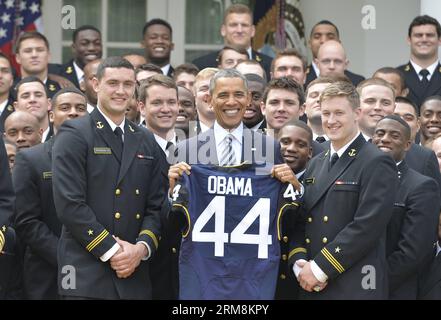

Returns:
420,69,430,86
329,153,339,170
114,127,124,158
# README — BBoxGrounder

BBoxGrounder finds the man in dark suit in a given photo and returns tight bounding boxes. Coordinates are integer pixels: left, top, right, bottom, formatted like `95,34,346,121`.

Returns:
305,20,364,87
56,26,102,90
13,87,88,299
141,19,175,77
0,53,15,133
192,4,272,80
372,115,440,299
275,120,313,299
419,214,441,299
0,137,17,299
52,57,167,299
397,15,441,109
290,81,398,299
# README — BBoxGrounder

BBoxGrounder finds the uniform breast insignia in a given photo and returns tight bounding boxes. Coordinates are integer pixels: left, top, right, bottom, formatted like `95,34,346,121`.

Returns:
404,65,410,72
66,66,73,74
348,149,357,157
94,147,112,155
128,124,135,132
7,105,13,112
96,121,104,129
49,84,56,91
42,171,52,179
305,177,315,184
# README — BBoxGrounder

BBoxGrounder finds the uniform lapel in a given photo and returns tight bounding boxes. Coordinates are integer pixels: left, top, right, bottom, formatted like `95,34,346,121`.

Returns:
91,109,122,163
425,63,441,96
308,134,365,209
403,62,421,99
117,122,142,185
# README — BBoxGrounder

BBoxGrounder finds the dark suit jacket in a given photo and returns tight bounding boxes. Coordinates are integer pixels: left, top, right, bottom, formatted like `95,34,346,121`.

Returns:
13,138,60,299
387,161,440,299
405,143,441,198
0,97,15,133
418,246,441,299
52,109,167,299
397,62,441,109
289,134,398,299
305,64,365,87
193,49,273,80
0,137,17,299
57,60,81,89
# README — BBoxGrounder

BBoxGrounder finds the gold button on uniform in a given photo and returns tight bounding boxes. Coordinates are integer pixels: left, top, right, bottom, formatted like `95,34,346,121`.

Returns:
308,217,312,223
136,213,141,219
323,216,328,222
135,189,140,195
322,237,328,244
115,189,121,195
282,254,287,261
306,238,310,244
283,236,288,243
172,248,177,254
280,274,286,280
115,212,121,219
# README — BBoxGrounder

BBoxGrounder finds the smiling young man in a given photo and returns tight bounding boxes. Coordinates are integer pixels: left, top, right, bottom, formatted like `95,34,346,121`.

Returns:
419,96,441,146
398,15,441,108
52,57,167,299
373,115,440,299
290,81,397,300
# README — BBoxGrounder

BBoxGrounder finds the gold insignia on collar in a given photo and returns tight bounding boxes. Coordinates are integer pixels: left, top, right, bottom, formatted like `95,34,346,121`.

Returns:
404,65,410,72
96,121,104,129
439,66,441,73
305,177,315,184
49,84,56,91
87,229,94,236
129,124,135,132
1,226,6,232
7,105,13,112
42,171,52,179
348,149,357,157
256,55,261,62
306,67,310,74
66,66,73,74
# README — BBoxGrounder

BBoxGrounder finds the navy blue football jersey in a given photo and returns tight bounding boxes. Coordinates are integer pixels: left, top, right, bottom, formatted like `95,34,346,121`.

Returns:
171,163,301,300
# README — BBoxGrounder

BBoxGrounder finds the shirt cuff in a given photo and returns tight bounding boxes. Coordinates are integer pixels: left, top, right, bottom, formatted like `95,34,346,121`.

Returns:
137,241,151,261
311,260,328,283
100,243,120,262
293,259,307,278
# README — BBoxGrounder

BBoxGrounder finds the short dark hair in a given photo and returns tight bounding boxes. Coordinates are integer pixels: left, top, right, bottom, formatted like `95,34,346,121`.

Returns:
282,119,313,145
373,67,406,92
142,18,173,38
263,77,305,105
15,31,49,53
173,63,200,79
72,25,101,43
379,114,411,141
244,73,266,86
408,15,441,38
96,56,134,80
14,76,48,98
310,20,340,39
395,96,419,117
51,87,87,107
421,95,441,112
217,45,249,65
271,48,307,73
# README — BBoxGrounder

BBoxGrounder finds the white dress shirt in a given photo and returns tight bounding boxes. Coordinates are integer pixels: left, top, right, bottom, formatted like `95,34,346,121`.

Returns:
73,60,84,84
214,121,243,165
410,59,439,81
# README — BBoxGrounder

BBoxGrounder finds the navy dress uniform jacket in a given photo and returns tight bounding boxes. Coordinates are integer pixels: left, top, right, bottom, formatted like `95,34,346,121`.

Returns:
397,62,441,109
386,161,440,299
52,109,167,299
289,134,398,299
304,65,365,88
0,97,14,133
13,138,61,299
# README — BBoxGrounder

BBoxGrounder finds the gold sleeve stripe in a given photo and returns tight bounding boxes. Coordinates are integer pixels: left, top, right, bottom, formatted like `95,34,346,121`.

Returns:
86,230,109,252
139,230,159,249
277,202,299,241
0,230,5,246
172,204,191,238
321,247,345,273
288,247,307,259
